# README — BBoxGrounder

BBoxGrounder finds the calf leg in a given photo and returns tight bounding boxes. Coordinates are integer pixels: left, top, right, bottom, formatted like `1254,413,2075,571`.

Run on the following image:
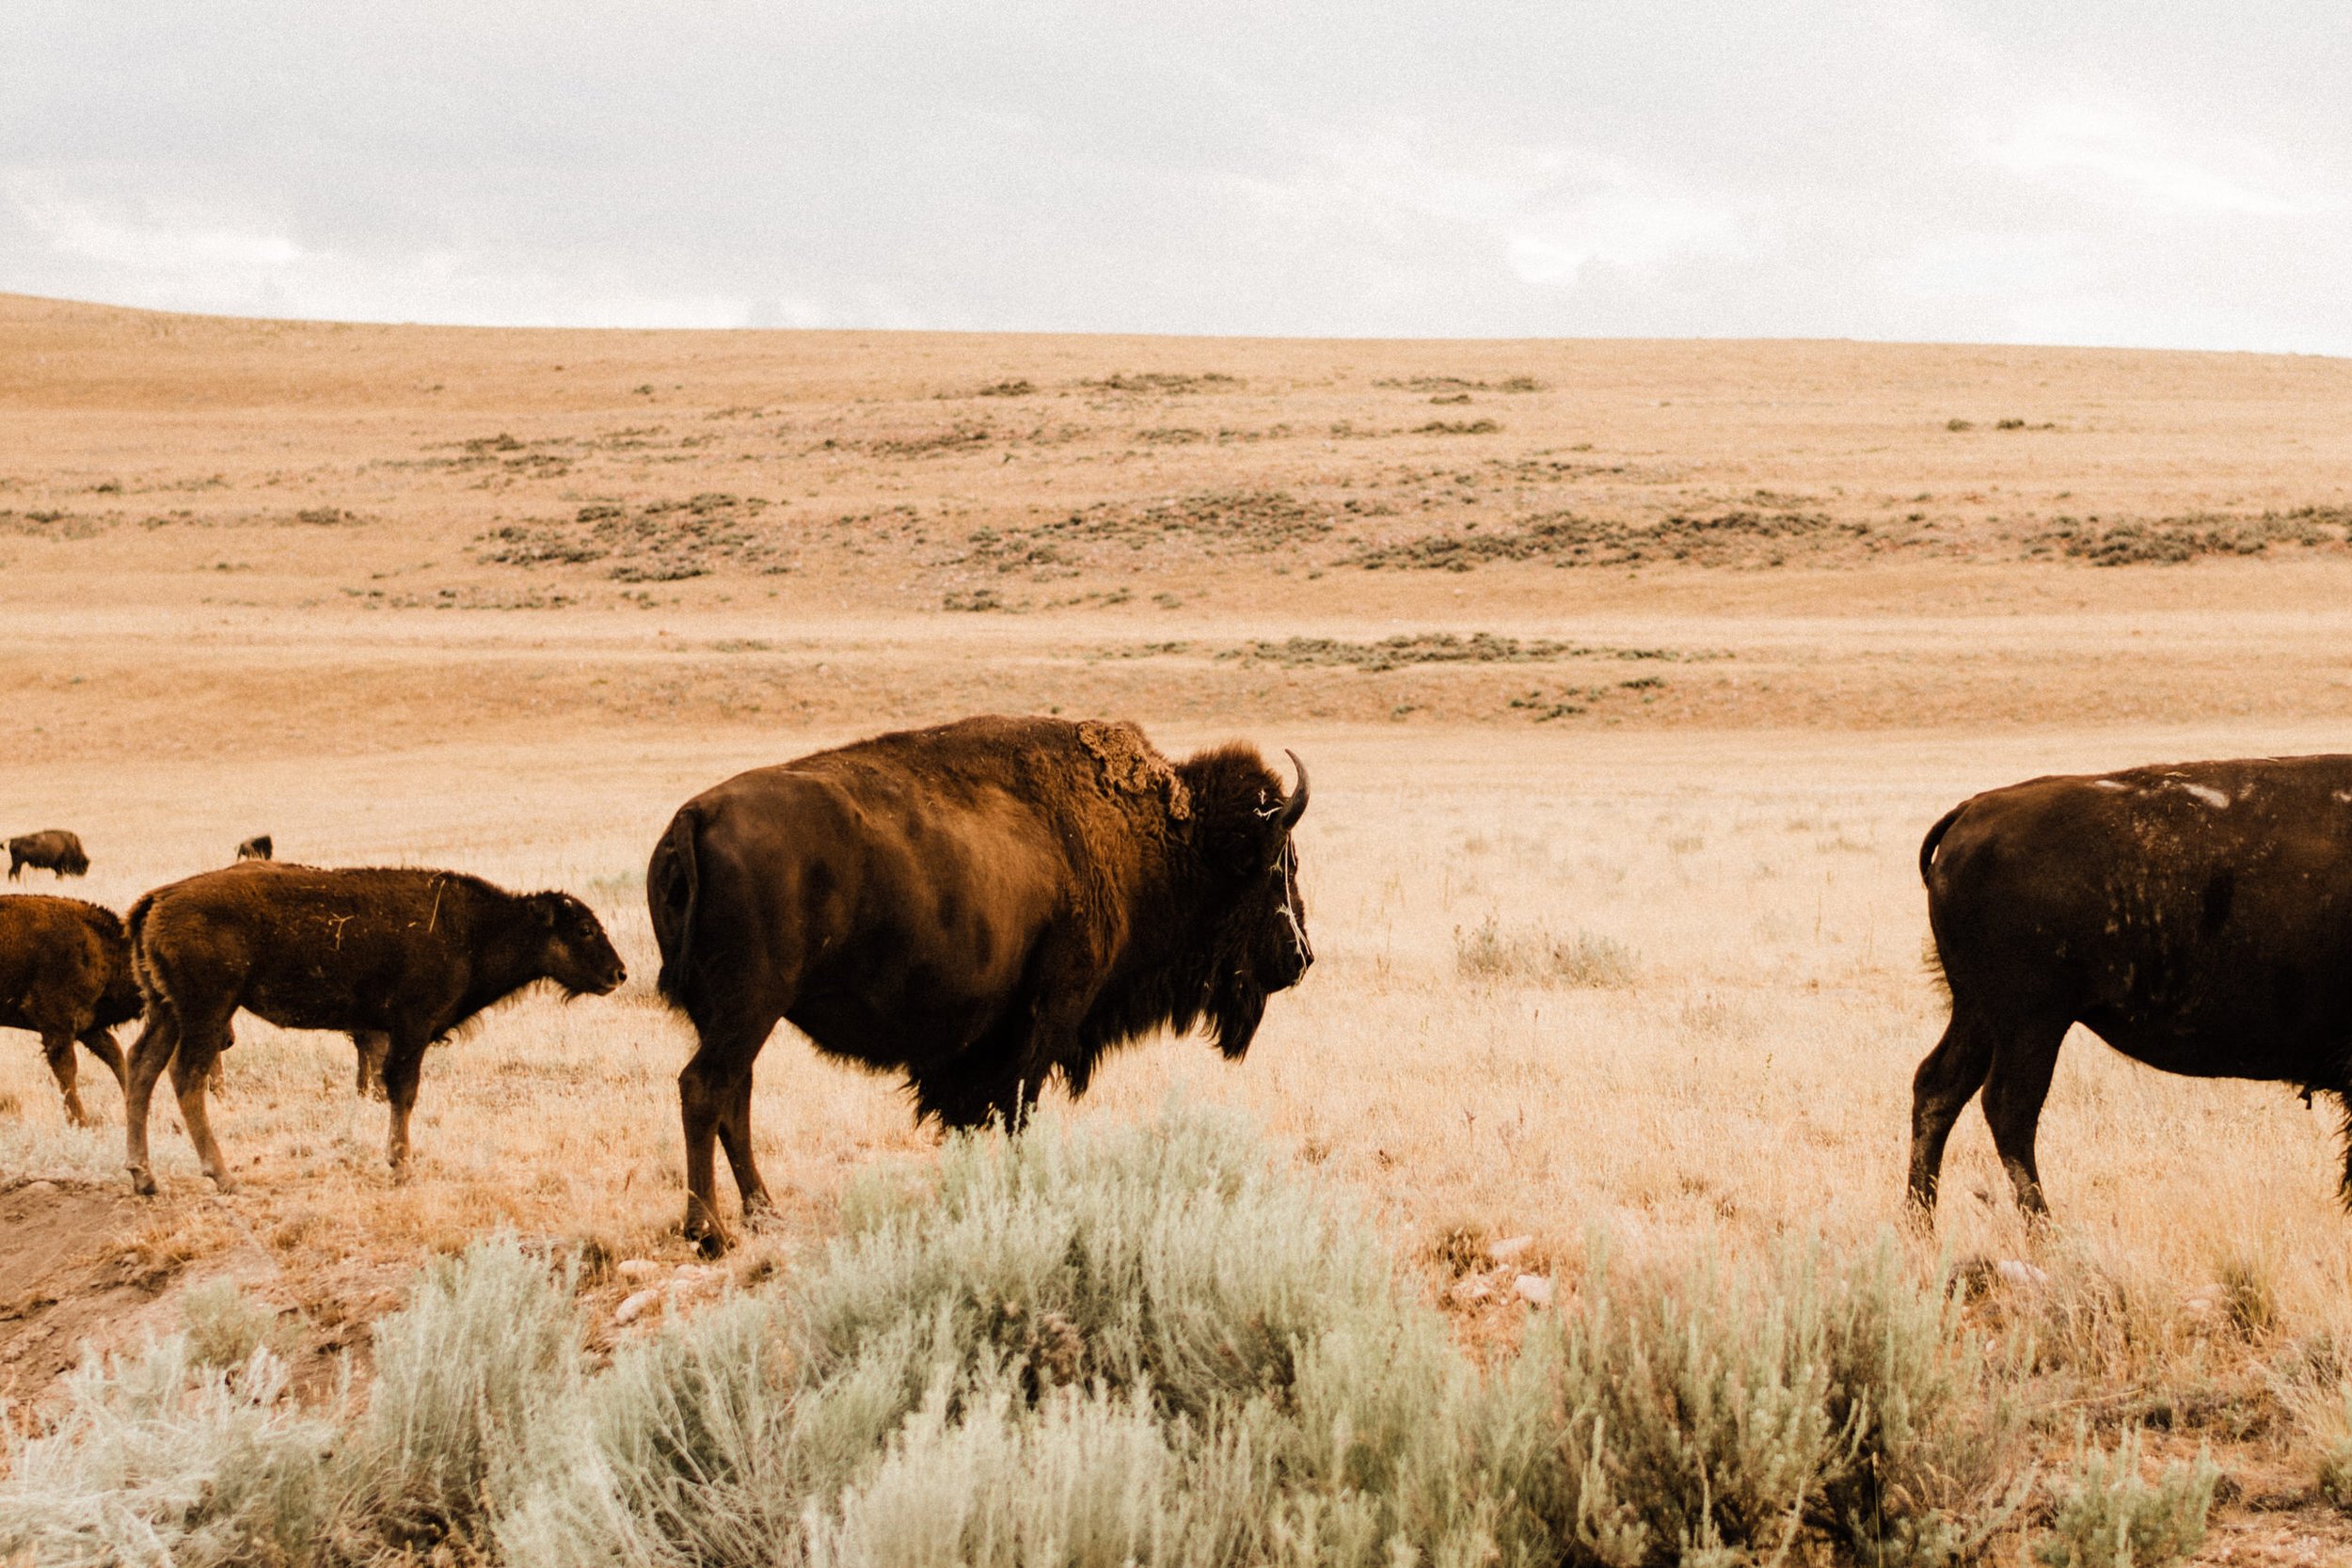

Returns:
380,1033,431,1173
167,1022,237,1191
1908,1012,1995,1214
78,1027,127,1092
40,1027,96,1127
1981,1020,2069,1221
123,1011,182,1195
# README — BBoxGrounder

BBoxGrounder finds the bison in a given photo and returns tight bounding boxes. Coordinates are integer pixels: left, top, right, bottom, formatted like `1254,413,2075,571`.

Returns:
1913,754,2352,1221
122,863,626,1195
648,715,1314,1250
0,895,140,1124
8,831,88,880
237,835,274,862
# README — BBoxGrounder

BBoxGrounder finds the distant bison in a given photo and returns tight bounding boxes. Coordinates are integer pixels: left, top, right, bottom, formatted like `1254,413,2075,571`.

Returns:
8,831,88,880
648,714,1312,1250
0,895,141,1124
123,863,626,1194
1915,754,2352,1220
236,835,273,862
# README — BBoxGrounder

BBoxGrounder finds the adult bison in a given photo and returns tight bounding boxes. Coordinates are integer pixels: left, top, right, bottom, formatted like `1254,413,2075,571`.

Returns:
123,863,625,1195
0,895,140,1124
8,831,88,880
1913,754,2352,1221
236,835,273,862
647,715,1313,1250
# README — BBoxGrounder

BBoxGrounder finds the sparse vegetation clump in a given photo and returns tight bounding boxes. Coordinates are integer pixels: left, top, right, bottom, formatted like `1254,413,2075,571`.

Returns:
2035,1426,2217,1568
1216,633,1723,672
1347,509,1849,572
474,492,783,579
1456,915,1637,987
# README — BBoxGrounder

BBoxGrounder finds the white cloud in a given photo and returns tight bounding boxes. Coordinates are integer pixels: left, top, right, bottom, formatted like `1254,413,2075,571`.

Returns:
1506,188,1743,287
1980,101,2320,218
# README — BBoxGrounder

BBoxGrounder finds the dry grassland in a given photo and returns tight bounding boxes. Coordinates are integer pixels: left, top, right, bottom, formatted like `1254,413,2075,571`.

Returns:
7,294,2352,1560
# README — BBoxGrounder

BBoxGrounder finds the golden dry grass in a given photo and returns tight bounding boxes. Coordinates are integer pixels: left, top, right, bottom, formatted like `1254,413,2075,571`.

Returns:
8,293,2352,1557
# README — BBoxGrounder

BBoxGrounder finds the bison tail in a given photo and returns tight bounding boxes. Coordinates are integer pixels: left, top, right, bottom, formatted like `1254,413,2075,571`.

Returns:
124,892,169,1012
647,805,702,1006
1917,801,1968,889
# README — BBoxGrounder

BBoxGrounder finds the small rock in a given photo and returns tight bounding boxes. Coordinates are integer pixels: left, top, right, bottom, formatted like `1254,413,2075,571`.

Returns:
2184,1284,2226,1317
615,1259,661,1283
24,1180,58,1196
1994,1259,2048,1289
1513,1273,1555,1307
613,1288,663,1325
1450,1276,1493,1306
1486,1234,1535,1263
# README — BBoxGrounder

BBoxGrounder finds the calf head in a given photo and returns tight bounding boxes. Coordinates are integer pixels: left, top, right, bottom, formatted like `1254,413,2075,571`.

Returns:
1183,745,1314,1057
529,892,628,996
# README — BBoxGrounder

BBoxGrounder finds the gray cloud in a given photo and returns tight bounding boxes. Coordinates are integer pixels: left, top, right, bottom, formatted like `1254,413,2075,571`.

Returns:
3,1,2344,349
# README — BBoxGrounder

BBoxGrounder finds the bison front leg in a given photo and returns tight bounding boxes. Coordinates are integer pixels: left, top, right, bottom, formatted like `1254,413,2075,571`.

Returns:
380,1034,431,1175
40,1028,97,1127
79,1026,128,1094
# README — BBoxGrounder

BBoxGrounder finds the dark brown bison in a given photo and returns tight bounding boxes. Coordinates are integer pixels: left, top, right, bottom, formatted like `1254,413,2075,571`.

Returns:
1913,754,2352,1221
0,895,140,1124
648,715,1313,1250
236,835,273,862
122,863,626,1194
8,831,88,880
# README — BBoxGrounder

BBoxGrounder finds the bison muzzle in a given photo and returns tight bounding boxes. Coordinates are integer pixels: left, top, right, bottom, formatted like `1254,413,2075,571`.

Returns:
647,715,1313,1252
1914,754,2352,1221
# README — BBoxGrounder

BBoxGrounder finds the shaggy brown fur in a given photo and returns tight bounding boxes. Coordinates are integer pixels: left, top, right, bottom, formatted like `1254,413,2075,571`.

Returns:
8,831,88,880
0,895,141,1124
122,863,625,1194
647,714,1312,1252
235,835,273,862
1915,754,2352,1221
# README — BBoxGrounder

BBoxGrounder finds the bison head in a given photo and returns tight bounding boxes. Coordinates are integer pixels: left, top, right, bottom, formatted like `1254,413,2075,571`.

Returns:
1182,745,1312,1059
60,848,89,877
530,892,628,996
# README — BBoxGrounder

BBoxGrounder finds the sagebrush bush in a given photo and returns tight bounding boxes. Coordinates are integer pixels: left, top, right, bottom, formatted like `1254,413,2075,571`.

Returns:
182,1276,286,1370
0,1109,2032,1568
2035,1425,2217,1568
0,1336,335,1568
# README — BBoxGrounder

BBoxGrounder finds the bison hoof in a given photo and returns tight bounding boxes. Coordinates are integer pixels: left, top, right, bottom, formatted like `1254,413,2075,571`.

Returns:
127,1164,158,1197
205,1170,238,1195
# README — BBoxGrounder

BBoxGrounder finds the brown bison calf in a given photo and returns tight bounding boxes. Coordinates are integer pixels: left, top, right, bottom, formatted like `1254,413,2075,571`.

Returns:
0,895,140,1124
123,864,626,1194
8,831,89,880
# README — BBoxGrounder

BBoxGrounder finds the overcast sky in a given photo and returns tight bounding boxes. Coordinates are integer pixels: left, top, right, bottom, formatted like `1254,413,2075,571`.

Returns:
4,3,2345,351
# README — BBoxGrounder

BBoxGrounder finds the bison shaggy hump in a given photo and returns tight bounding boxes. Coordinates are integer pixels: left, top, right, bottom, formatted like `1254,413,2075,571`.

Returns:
122,863,627,1195
0,895,141,1124
647,713,1313,1251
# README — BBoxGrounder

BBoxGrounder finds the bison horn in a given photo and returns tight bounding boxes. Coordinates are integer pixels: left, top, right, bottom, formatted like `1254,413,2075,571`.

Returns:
1280,749,1310,830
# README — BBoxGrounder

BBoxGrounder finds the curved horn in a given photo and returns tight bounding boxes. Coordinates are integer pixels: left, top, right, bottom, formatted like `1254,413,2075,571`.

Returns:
1279,749,1310,830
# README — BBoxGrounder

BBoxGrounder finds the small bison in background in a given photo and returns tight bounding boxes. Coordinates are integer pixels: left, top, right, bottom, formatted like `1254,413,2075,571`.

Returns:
0,895,141,1124
123,863,626,1194
1915,753,2352,1221
8,831,88,880
648,714,1312,1251
236,835,273,862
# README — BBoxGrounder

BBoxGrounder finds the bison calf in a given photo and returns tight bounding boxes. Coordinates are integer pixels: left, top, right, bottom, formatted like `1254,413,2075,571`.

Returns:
123,864,625,1194
8,831,89,880
1915,753,2352,1221
0,895,140,1124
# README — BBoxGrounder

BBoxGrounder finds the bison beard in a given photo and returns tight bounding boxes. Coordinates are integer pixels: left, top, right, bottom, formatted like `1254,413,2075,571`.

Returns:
648,715,1313,1252
1912,753,2352,1222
